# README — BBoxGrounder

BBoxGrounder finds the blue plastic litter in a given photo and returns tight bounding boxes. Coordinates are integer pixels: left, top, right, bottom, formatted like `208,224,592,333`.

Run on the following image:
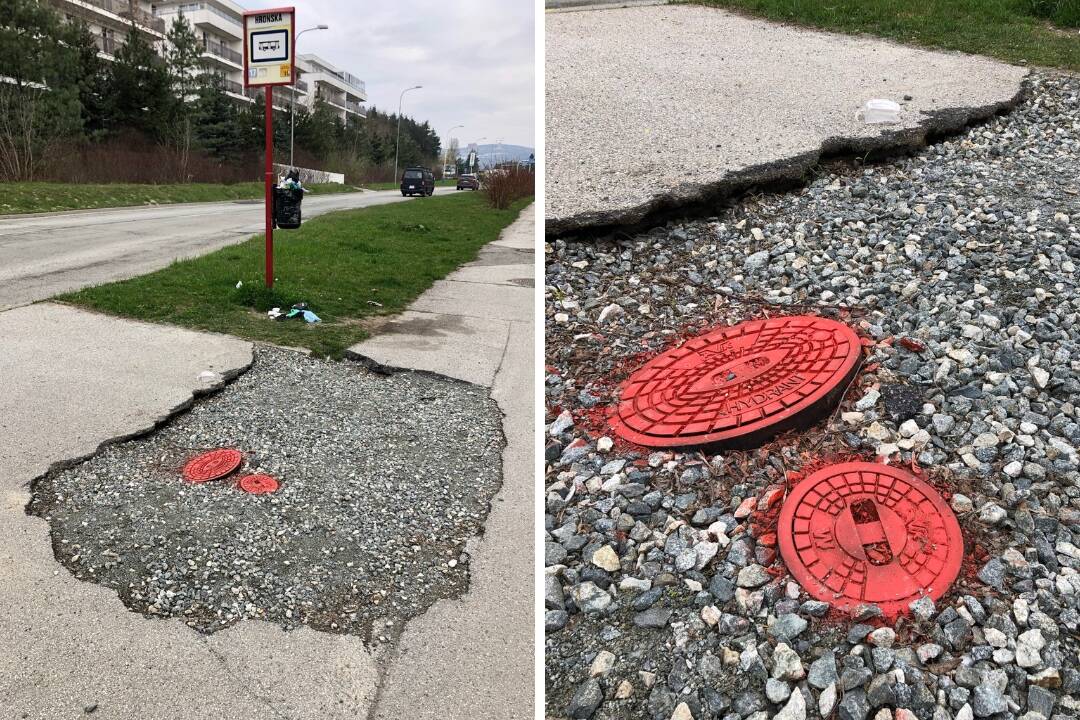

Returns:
302,310,321,323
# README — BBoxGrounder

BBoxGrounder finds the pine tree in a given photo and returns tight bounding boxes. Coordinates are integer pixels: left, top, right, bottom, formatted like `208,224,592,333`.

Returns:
106,25,173,140
193,75,242,161
0,0,83,179
65,19,109,141
165,13,205,101
163,13,207,179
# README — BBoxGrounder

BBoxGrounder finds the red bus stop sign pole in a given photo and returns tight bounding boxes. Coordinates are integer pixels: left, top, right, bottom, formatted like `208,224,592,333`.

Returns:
242,6,294,289
264,84,274,288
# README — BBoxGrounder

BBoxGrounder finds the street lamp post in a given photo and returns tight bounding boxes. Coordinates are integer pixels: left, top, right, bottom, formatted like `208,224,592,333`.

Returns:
290,24,328,168
393,85,422,184
445,124,463,174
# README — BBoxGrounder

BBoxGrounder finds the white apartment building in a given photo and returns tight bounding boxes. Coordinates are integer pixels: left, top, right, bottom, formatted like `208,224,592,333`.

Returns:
47,0,167,58
46,0,366,119
152,0,259,105
295,54,366,122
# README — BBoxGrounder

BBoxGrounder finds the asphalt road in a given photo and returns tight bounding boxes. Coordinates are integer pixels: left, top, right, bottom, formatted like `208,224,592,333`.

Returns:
0,188,458,310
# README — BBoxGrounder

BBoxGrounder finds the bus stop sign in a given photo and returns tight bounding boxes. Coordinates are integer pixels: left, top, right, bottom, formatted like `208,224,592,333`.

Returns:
243,7,295,288
243,7,295,89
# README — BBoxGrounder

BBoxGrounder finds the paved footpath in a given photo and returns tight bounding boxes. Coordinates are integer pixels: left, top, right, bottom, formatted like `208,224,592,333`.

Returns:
0,304,386,719
349,203,535,719
0,188,458,310
0,202,534,719
546,3,1027,233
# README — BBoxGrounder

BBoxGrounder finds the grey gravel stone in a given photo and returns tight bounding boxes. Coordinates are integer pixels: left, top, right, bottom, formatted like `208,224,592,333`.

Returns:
808,651,838,690
768,614,808,642
972,684,1007,717
547,609,569,633
567,678,603,718
839,688,870,720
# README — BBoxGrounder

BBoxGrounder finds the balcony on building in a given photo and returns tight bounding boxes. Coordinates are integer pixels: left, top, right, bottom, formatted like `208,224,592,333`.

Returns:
296,54,367,102
200,37,242,69
50,0,166,40
154,0,243,41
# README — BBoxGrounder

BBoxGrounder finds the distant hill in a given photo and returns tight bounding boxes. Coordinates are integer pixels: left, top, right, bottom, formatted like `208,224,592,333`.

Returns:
458,143,534,168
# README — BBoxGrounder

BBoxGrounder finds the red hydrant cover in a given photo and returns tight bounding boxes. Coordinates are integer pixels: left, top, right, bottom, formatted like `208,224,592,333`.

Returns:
238,474,279,494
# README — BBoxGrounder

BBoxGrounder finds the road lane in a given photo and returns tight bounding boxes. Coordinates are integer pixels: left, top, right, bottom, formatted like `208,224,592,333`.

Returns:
0,188,458,309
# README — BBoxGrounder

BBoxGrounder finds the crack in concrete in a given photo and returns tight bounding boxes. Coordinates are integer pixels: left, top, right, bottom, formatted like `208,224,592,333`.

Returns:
548,77,1029,237
200,639,295,720
21,352,254,493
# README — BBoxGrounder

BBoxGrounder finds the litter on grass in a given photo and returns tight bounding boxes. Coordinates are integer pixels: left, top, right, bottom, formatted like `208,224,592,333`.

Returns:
267,303,320,323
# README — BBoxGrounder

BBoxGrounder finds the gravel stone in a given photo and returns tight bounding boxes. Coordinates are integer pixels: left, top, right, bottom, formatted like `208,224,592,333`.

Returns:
808,650,838,689
568,679,603,718
972,684,1007,717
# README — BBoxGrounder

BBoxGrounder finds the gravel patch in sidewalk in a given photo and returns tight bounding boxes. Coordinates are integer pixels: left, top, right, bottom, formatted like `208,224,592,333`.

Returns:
545,71,1080,719
29,346,503,643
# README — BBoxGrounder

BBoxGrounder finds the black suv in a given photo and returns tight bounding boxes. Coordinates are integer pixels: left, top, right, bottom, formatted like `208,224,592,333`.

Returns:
400,167,435,197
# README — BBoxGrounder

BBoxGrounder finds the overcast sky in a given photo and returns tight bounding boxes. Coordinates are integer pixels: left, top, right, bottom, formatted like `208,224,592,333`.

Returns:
244,0,535,150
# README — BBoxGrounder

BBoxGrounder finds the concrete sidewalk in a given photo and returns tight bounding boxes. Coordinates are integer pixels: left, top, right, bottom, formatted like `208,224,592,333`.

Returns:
546,3,1028,233
348,204,535,719
0,303,382,719
0,202,535,719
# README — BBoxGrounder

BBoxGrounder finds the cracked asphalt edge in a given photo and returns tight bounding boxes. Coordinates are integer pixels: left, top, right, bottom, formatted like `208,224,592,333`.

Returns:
21,347,254,492
344,347,489,388
546,73,1031,237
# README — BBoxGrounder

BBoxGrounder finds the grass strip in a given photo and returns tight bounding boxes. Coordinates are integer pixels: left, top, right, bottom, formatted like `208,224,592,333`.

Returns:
59,192,532,358
0,181,363,215
688,0,1080,71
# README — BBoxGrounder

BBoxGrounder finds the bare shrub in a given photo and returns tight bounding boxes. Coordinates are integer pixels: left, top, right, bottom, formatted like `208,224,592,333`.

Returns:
482,165,535,209
38,132,260,184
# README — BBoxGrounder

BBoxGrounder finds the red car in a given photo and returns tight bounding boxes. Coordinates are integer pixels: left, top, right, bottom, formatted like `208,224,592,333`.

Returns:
456,174,480,191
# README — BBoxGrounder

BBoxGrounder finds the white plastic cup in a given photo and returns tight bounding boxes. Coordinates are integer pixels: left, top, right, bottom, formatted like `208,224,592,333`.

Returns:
856,99,901,124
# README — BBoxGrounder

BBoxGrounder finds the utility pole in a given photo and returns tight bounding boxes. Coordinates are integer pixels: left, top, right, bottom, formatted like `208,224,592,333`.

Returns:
290,24,328,168
393,85,422,182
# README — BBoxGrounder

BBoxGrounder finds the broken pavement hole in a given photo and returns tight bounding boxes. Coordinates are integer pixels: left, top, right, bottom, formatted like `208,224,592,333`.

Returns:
26,346,504,643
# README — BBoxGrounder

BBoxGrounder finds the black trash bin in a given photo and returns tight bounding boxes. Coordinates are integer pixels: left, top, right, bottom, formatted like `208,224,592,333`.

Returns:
273,187,303,229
